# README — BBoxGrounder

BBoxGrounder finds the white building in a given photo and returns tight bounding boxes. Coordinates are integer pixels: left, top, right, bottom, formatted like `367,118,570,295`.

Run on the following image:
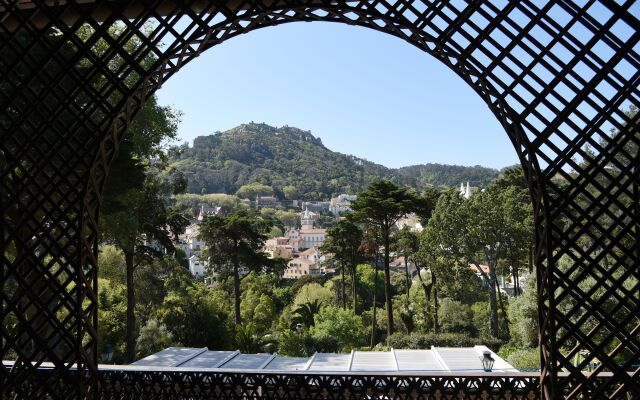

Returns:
188,255,207,278
178,223,206,259
301,201,330,213
396,213,424,232
197,205,223,221
329,194,357,216
299,228,326,249
256,195,278,208
284,257,321,279
264,237,293,259
284,208,327,250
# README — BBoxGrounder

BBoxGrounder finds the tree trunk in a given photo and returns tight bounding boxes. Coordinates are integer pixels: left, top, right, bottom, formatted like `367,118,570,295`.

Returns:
494,274,510,338
528,245,533,274
125,248,136,363
488,265,499,338
232,240,242,326
233,264,241,326
404,256,410,308
370,260,378,349
432,274,439,334
341,264,346,310
383,236,394,336
352,266,358,314
421,283,431,331
416,264,432,333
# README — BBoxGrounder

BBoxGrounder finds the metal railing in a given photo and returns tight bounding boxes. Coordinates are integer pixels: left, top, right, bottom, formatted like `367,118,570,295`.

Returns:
5,362,634,399
4,362,540,399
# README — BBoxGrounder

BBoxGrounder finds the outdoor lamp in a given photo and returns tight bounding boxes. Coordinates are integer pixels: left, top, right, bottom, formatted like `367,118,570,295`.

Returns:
295,323,303,335
481,351,494,372
101,344,114,363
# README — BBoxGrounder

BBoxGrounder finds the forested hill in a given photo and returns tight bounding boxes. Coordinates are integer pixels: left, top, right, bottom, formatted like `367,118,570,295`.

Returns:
167,123,501,199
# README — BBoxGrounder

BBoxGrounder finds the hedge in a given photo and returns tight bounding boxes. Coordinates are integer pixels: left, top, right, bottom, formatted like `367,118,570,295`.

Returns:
387,332,504,351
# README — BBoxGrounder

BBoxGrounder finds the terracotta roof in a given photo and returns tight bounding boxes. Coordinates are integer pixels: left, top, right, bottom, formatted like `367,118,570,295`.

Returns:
390,256,406,266
469,263,490,274
288,258,316,267
299,247,318,256
299,228,326,234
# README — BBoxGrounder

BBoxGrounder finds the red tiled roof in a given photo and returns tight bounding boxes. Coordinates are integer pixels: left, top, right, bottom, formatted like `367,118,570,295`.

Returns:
299,228,326,234
468,263,490,274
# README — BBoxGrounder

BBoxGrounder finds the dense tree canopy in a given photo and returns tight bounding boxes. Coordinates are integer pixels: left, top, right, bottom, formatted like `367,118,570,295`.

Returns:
350,180,425,337
100,94,185,362
321,220,363,312
199,208,286,325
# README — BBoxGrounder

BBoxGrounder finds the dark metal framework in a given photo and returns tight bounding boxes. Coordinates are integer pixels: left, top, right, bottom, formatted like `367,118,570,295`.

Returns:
96,369,548,399
0,0,638,398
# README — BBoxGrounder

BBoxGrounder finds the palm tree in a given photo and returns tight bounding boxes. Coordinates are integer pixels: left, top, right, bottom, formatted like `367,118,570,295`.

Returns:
292,299,323,328
234,323,274,353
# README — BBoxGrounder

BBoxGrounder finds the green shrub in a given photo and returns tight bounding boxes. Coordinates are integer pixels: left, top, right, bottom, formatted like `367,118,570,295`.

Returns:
439,298,476,335
136,318,176,359
506,347,540,371
477,336,504,352
471,302,491,338
387,332,504,351
312,306,366,350
386,333,411,349
278,330,339,357
508,279,538,348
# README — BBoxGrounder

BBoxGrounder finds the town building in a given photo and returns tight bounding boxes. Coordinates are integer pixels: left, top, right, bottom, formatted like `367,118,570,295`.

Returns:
177,206,223,279
390,256,418,277
283,208,327,250
197,204,224,221
329,194,357,216
396,213,424,232
301,201,330,213
179,223,206,259
468,263,527,296
283,257,321,278
177,223,209,279
298,227,326,249
256,195,279,208
188,255,207,278
264,237,293,259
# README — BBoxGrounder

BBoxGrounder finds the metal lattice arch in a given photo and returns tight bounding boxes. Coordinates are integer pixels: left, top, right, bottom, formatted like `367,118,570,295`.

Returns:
1,1,638,398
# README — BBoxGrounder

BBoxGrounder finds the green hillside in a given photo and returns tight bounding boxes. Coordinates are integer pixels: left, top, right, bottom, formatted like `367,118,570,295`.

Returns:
167,123,501,200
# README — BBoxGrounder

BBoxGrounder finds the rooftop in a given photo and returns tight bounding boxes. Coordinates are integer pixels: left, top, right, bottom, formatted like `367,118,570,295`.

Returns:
132,346,514,372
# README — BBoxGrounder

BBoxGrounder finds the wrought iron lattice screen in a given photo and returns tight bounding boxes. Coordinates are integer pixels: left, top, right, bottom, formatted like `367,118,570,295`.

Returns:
96,369,545,399
0,0,638,398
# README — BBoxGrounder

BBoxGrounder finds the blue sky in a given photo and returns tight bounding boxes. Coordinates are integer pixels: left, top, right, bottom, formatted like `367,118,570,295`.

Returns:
156,22,521,170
